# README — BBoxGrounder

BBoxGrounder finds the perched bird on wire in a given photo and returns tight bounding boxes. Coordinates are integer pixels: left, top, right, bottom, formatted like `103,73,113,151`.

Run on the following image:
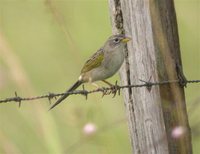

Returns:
49,34,131,110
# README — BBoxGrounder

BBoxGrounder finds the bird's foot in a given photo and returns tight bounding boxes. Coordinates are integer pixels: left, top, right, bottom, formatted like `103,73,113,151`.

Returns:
101,87,110,97
100,80,120,97
110,81,120,97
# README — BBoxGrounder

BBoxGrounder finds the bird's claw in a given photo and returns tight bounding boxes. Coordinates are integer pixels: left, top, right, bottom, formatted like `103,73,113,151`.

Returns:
101,81,120,98
101,87,109,97
110,81,120,97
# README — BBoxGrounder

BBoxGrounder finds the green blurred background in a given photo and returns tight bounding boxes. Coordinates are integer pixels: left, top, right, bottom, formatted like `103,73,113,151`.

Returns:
0,0,199,153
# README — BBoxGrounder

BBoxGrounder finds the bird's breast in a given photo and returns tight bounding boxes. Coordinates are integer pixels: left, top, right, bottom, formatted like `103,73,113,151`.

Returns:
103,49,125,74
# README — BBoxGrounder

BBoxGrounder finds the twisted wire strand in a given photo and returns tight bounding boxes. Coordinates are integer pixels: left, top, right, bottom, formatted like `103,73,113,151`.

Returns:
0,79,199,105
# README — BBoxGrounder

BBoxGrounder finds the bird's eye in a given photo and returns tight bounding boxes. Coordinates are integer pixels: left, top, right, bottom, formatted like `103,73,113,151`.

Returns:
113,38,120,43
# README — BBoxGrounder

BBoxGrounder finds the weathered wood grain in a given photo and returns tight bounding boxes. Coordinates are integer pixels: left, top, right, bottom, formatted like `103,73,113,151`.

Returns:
109,0,192,154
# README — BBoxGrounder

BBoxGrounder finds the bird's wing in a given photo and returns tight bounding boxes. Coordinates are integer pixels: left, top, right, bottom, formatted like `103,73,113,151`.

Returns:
81,48,104,73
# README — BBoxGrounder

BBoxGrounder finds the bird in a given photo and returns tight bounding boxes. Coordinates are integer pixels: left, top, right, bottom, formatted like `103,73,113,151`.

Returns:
49,34,131,110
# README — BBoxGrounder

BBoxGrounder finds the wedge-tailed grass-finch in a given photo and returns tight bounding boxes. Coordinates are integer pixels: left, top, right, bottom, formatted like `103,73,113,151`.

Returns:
50,34,131,110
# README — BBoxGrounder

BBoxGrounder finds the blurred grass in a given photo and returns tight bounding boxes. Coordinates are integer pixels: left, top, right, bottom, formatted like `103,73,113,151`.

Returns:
0,0,199,153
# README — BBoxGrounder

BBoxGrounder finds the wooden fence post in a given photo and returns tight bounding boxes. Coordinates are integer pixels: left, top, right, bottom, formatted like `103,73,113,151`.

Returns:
108,0,192,153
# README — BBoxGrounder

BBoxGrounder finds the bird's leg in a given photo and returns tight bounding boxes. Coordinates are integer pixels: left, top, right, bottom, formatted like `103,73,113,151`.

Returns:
92,83,100,88
101,80,119,97
89,79,108,96
91,82,108,97
101,80,114,95
101,80,114,87
88,76,100,89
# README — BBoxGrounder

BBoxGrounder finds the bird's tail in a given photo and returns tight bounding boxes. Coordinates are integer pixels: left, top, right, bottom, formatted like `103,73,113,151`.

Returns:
49,80,82,110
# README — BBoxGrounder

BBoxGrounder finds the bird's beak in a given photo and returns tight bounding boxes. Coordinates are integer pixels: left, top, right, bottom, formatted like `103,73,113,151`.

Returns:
122,37,131,43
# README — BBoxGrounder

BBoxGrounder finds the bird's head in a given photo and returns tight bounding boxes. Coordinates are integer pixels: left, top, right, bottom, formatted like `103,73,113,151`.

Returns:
104,34,131,50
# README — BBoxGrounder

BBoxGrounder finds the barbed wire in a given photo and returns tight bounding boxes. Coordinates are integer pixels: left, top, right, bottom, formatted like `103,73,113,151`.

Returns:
0,79,199,106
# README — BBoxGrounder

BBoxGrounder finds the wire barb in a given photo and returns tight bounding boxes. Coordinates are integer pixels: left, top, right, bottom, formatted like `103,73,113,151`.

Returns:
139,77,153,92
14,92,22,108
81,85,88,100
